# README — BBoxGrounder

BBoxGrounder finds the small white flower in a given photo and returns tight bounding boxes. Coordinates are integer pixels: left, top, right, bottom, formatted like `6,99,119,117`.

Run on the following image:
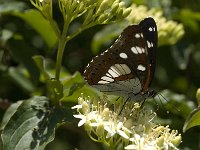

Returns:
72,96,181,149
118,130,129,139
71,104,82,109
73,114,86,127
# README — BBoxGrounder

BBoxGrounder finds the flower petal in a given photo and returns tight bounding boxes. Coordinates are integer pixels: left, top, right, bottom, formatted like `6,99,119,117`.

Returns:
78,117,86,127
118,130,129,139
125,144,137,150
71,105,82,109
73,114,85,119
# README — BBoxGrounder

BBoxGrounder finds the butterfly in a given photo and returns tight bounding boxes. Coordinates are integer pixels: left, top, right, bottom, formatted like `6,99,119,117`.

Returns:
83,17,158,104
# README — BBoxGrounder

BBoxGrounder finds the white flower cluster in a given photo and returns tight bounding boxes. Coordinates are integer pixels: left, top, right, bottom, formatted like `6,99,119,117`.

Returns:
72,96,182,149
127,4,184,46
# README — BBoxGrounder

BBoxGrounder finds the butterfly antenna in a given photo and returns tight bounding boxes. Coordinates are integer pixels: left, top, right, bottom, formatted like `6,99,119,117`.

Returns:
139,95,147,109
140,99,146,108
158,93,180,112
156,94,166,112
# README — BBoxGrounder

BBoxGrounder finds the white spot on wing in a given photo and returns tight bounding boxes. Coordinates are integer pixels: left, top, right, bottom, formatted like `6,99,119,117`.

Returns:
141,47,145,53
110,66,121,76
135,33,140,38
121,64,131,74
115,64,131,75
137,64,146,71
98,80,109,84
151,42,154,47
108,69,119,78
147,41,151,48
136,46,143,54
101,76,114,82
115,64,126,75
131,47,138,54
149,27,153,31
106,73,111,77
119,53,128,59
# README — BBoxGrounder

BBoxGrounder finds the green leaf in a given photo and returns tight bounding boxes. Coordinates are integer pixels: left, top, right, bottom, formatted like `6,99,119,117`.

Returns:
8,67,35,92
8,38,40,84
33,55,50,80
0,29,13,45
61,72,101,105
91,23,125,54
0,101,23,130
61,85,100,105
178,9,200,31
183,107,200,133
63,72,85,96
0,96,62,150
12,9,58,48
0,2,57,48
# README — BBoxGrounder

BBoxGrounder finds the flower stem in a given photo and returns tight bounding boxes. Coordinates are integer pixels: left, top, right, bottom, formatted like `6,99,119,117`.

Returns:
55,37,66,80
55,18,70,80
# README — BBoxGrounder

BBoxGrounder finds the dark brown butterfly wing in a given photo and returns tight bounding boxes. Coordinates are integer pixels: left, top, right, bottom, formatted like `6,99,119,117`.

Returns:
84,17,157,99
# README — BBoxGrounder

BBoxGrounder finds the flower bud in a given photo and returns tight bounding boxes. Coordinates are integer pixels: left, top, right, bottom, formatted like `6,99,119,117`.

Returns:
122,8,132,18
111,3,119,14
82,101,89,114
157,136,164,147
118,1,125,7
96,123,104,137
98,13,108,23
98,0,110,13
84,120,92,134
171,134,182,146
102,108,110,120
116,8,123,18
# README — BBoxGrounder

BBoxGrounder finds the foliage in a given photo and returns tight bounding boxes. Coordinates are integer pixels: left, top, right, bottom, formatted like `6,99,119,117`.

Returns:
0,0,200,149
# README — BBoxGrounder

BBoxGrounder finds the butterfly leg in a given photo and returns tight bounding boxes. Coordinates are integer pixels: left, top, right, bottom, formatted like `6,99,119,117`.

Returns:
118,97,130,115
108,96,121,110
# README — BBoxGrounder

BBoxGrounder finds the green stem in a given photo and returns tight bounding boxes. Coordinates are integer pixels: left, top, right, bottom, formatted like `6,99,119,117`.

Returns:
55,18,95,80
55,18,70,80
66,23,95,41
55,37,67,80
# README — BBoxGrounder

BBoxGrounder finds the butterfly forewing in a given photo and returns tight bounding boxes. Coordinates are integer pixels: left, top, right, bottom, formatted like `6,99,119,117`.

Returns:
84,17,157,100
139,18,157,89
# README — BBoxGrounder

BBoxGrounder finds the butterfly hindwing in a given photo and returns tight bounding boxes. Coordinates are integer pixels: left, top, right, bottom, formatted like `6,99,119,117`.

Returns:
84,17,157,100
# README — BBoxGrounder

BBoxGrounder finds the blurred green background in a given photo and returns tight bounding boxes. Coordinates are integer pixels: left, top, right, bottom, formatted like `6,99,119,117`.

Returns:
0,0,200,149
